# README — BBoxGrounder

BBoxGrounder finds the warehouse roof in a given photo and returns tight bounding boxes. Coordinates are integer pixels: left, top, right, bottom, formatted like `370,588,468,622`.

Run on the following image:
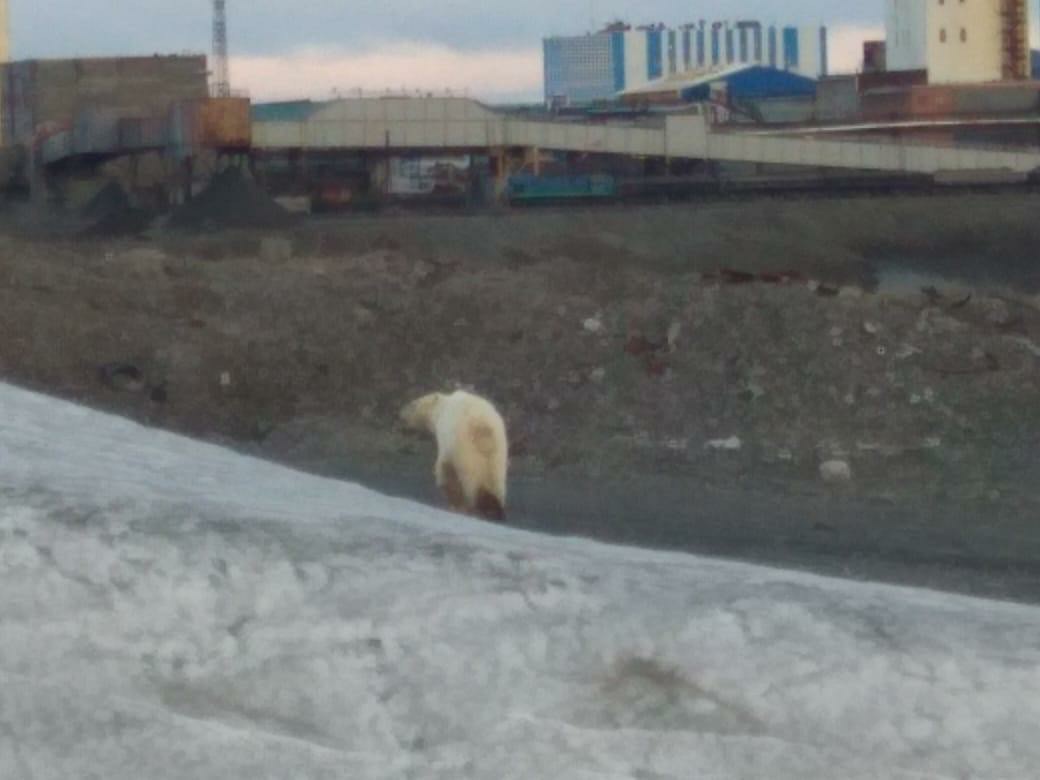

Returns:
252,100,322,122
620,64,817,102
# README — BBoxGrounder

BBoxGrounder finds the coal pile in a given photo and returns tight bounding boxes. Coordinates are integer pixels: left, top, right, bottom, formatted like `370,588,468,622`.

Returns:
170,167,294,231
79,181,152,237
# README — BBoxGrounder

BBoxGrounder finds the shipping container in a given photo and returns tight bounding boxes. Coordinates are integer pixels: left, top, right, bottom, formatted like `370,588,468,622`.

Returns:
199,97,251,148
506,174,616,202
169,97,251,156
909,85,956,118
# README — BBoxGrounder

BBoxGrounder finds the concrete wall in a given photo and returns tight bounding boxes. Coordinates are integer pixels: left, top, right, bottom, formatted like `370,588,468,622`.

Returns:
2,56,208,145
623,31,649,94
888,0,1030,84
927,0,1003,83
887,0,928,71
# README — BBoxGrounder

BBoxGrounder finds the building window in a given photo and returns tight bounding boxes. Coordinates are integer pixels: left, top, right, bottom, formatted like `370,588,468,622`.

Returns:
960,28,967,42
939,28,947,43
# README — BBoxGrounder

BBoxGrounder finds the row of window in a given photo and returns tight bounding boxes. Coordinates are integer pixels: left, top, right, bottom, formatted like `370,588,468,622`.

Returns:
938,27,968,43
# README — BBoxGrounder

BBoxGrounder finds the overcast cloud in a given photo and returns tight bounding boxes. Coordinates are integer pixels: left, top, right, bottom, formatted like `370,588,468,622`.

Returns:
0,1,923,101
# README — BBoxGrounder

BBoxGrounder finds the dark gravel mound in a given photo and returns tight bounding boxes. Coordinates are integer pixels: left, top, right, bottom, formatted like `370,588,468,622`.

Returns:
78,180,153,237
169,167,293,231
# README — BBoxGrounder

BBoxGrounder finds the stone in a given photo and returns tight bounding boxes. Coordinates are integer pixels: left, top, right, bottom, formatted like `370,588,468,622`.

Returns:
353,306,376,326
820,460,852,484
706,436,742,452
978,298,1012,327
589,367,607,384
583,316,604,334
666,321,682,351
839,286,864,299
259,237,293,264
916,308,965,335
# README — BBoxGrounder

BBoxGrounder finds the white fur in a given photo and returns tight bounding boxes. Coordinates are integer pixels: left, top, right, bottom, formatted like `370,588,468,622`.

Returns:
400,390,508,516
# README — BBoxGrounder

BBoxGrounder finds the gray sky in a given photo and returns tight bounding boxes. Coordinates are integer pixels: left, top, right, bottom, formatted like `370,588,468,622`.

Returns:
12,1,884,59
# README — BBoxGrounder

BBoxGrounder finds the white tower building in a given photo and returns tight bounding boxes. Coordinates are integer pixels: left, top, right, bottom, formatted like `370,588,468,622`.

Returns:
886,0,1029,83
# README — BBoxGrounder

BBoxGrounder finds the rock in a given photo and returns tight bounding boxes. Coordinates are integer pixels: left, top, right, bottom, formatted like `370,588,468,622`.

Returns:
666,321,682,351
589,367,607,384
353,306,376,326
819,460,852,484
706,436,742,452
564,370,584,387
895,344,922,360
98,362,145,393
839,286,864,300
916,308,965,335
583,316,604,334
978,297,1012,327
219,371,232,388
740,381,765,402
862,321,881,336
1007,335,1040,358
259,237,293,264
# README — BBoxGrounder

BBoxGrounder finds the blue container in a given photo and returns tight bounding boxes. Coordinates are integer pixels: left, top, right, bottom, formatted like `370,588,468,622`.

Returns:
507,174,616,201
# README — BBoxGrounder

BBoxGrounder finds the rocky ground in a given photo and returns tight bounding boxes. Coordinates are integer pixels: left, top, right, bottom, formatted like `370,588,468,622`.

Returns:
2,193,1040,597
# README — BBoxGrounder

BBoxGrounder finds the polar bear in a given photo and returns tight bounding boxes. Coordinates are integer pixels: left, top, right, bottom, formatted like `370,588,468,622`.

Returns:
400,390,509,522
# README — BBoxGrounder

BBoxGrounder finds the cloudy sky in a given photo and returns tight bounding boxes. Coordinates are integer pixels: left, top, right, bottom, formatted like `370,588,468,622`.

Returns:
0,1,921,101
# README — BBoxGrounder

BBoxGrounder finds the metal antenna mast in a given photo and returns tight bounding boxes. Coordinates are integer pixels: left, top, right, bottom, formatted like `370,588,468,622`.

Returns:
213,0,230,96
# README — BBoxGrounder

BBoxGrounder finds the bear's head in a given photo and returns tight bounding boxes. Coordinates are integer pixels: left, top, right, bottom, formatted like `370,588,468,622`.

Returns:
399,392,444,434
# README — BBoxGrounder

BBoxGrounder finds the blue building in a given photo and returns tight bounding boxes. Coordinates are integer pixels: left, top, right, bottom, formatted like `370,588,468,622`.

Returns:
544,21,828,106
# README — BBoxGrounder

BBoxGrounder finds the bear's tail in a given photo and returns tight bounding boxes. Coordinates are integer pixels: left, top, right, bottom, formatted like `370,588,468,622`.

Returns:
469,420,499,457
475,489,506,523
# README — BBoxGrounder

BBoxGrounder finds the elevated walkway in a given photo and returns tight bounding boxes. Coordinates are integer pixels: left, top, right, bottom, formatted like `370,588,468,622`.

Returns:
251,97,1040,176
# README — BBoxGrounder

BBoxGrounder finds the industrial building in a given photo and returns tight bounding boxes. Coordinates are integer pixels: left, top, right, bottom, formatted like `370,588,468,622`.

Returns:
618,64,818,122
543,21,829,106
0,54,250,205
886,0,1030,83
1,56,209,146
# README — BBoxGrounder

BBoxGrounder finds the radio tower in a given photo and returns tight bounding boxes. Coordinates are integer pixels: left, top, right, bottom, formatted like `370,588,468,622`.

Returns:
212,0,230,96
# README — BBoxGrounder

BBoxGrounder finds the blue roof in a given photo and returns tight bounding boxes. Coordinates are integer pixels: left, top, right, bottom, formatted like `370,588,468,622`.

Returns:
251,100,321,122
680,65,816,102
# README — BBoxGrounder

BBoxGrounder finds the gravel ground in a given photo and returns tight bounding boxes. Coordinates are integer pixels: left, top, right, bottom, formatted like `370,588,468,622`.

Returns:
1,193,1038,600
